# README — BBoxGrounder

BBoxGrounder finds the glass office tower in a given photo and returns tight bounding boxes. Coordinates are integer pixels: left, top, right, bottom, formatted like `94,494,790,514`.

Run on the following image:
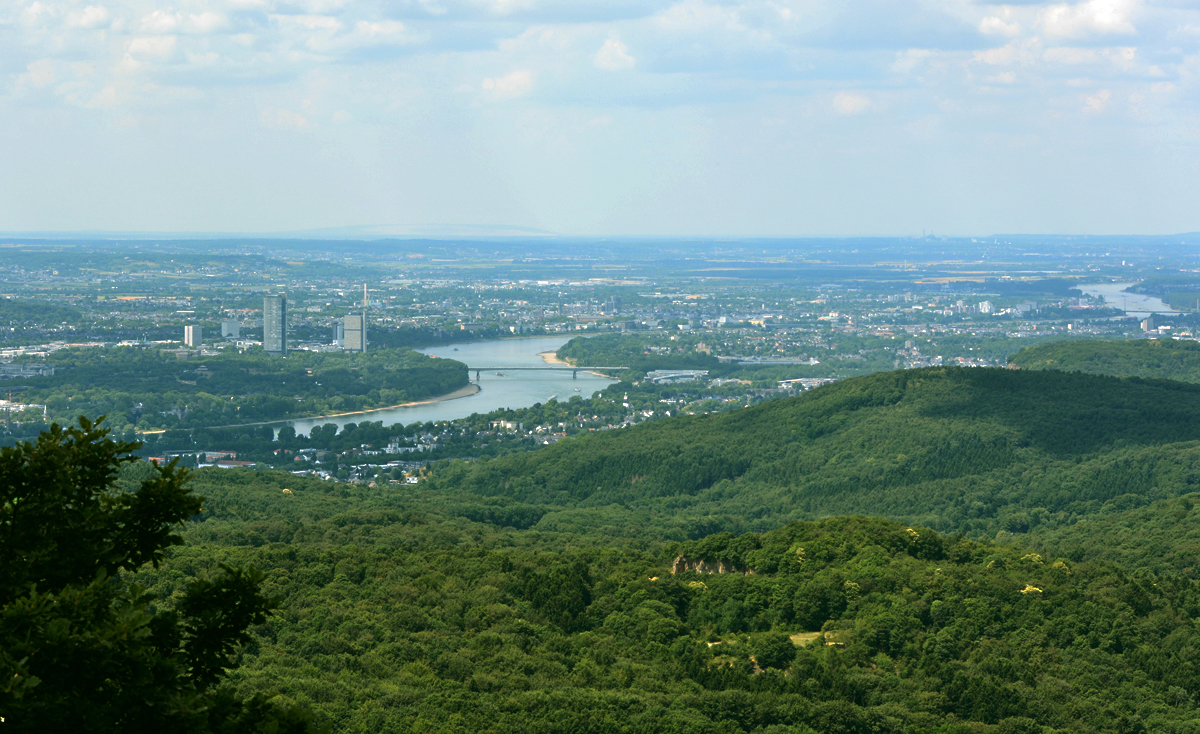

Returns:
264,294,287,355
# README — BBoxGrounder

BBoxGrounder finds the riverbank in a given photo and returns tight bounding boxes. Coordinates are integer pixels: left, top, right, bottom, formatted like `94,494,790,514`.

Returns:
538,351,571,366
202,383,481,430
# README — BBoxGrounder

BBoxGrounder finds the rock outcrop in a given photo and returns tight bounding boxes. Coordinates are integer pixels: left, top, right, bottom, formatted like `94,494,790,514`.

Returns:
671,555,754,576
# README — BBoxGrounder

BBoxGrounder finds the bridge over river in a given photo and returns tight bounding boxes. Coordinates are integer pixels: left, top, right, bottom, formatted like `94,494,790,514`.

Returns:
466,365,627,380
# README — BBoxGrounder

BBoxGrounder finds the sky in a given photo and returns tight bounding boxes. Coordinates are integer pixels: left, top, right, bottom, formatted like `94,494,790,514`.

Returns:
1,0,1198,237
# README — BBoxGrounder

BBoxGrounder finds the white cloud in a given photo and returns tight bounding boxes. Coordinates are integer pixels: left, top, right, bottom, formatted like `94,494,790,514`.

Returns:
498,25,573,53
833,91,870,115
66,5,111,29
187,13,227,34
485,0,537,15
481,69,533,100
1083,88,1112,112
656,1,744,33
23,59,56,87
21,2,53,26
980,16,1021,37
891,49,933,74
126,36,178,60
140,10,178,34
1043,46,1137,68
86,85,121,108
974,43,1019,66
272,14,343,34
594,37,635,71
260,107,310,129
345,19,422,47
1044,47,1100,64
1038,0,1138,39
354,20,407,40
185,51,222,67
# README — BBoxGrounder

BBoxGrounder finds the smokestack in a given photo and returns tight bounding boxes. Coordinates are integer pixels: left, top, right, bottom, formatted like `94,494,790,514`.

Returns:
363,283,368,310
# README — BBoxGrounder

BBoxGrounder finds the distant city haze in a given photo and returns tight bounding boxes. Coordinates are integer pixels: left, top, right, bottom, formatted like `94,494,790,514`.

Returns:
1,0,1198,236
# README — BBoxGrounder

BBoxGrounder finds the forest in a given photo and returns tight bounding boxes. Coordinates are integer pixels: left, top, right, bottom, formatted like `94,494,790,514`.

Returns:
112,458,1200,733
428,366,1200,539
15,362,1200,731
9,346,468,433
555,334,872,382
1010,338,1200,382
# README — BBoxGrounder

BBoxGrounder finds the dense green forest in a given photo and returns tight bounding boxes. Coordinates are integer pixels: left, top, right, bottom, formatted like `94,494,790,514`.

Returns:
557,334,722,376
120,463,1200,733
19,365,1200,731
11,346,467,432
0,297,83,328
428,366,1200,539
1010,338,1200,382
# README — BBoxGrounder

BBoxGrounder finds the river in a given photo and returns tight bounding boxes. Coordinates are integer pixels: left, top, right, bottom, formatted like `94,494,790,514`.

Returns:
283,336,617,436
1077,282,1179,317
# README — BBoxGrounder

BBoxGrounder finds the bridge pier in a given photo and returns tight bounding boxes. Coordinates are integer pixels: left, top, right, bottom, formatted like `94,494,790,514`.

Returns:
475,369,480,381
573,369,577,378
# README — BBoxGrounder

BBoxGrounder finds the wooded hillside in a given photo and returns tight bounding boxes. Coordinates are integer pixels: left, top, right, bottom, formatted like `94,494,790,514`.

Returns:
1010,338,1200,382
431,366,1200,538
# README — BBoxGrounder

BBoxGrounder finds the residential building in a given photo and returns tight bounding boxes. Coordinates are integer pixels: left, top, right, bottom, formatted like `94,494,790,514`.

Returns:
221,320,240,338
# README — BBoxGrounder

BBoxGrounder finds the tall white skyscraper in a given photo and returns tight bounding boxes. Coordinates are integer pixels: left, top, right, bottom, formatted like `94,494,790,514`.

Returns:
184,325,202,347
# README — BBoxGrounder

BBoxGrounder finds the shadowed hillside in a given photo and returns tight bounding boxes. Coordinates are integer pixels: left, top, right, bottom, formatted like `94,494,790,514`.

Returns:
430,367,1200,538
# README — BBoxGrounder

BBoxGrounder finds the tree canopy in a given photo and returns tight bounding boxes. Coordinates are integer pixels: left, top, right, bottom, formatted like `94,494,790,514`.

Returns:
1010,338,1200,382
13,346,467,433
0,419,316,733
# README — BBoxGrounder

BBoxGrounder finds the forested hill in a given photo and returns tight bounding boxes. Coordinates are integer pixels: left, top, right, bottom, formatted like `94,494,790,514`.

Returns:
138,467,1200,732
430,366,1200,538
1009,338,1200,382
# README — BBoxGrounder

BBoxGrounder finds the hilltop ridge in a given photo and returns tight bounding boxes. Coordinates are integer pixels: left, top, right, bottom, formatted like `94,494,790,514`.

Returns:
1010,338,1200,383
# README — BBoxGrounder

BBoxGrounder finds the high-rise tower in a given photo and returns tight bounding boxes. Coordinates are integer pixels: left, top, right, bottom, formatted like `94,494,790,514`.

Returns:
343,313,366,352
183,325,202,347
264,294,287,355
